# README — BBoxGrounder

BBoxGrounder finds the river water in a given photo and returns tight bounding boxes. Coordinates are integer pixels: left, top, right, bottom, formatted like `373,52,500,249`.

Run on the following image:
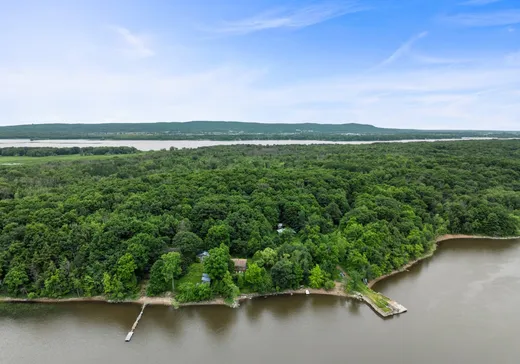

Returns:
0,138,511,151
1,238,520,364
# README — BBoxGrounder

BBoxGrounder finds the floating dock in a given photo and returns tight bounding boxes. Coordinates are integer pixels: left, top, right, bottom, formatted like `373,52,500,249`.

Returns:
125,303,147,342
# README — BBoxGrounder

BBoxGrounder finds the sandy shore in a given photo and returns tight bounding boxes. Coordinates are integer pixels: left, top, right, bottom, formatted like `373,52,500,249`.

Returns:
0,284,350,308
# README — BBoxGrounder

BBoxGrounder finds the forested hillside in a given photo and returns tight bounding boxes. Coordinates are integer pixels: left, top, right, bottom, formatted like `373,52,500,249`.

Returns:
0,141,519,300
1,121,516,141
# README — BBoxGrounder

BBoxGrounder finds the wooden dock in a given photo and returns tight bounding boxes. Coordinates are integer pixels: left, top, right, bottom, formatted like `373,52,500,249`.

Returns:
125,303,147,342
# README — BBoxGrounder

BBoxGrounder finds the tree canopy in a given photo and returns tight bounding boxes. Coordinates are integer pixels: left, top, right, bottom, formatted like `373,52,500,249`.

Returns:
0,141,519,299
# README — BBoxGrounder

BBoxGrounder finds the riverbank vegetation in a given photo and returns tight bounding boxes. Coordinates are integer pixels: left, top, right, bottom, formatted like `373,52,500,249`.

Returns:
0,141,519,302
0,146,139,157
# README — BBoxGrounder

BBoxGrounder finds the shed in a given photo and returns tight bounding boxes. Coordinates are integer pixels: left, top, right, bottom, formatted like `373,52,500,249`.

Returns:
201,273,211,284
197,251,210,262
231,258,247,273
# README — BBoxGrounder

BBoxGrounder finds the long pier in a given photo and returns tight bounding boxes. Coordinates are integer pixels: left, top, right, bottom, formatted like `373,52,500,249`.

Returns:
125,303,147,342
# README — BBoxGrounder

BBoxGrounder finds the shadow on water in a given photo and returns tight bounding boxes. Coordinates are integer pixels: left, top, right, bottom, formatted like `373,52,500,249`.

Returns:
0,302,61,319
308,295,343,311
374,238,520,293
346,299,362,316
139,305,185,338
142,304,239,340
0,302,141,332
436,238,519,256
243,294,309,323
193,305,238,337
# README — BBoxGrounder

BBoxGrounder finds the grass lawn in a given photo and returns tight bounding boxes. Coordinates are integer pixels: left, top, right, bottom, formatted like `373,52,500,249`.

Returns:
176,263,204,291
358,285,392,313
0,154,135,166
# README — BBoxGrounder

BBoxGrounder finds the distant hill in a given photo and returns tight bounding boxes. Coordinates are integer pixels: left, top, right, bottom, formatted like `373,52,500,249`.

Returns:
0,121,404,134
0,121,517,141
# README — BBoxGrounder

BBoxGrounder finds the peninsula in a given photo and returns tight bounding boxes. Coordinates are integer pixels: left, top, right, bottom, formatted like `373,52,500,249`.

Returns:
1,141,519,317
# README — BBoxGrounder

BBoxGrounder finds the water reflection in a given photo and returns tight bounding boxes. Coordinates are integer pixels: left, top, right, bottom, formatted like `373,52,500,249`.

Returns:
346,299,362,316
193,306,238,337
139,306,184,338
246,295,309,322
0,302,140,332
374,239,520,293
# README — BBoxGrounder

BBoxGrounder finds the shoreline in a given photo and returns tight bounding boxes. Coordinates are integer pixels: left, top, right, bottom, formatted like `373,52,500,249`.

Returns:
368,234,520,289
0,285,351,308
2,234,519,313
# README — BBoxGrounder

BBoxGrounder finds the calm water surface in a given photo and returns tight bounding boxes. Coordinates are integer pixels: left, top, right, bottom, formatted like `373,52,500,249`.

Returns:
0,138,509,151
1,238,520,364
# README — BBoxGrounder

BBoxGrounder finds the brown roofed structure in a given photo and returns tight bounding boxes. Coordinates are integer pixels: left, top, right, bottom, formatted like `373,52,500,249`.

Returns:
231,258,247,273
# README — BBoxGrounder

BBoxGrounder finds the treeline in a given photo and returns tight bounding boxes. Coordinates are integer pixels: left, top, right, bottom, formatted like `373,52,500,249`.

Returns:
0,141,518,300
1,121,517,141
0,146,139,157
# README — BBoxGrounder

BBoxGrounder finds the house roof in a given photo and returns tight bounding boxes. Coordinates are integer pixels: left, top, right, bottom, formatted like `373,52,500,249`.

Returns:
232,258,247,269
201,273,211,282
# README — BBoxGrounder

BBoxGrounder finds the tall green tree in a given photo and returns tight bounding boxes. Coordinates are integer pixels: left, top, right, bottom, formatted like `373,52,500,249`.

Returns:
204,244,231,281
309,264,326,289
161,252,182,292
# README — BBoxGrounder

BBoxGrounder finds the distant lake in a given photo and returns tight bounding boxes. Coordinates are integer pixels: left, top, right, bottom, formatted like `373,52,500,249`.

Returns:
0,138,512,151
2,238,520,364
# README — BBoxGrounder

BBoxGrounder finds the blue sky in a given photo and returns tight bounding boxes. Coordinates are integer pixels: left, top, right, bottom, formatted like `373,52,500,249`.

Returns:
1,0,519,130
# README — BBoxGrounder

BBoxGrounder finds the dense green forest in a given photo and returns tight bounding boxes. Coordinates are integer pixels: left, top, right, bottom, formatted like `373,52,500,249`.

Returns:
0,147,138,157
0,141,519,301
1,121,517,141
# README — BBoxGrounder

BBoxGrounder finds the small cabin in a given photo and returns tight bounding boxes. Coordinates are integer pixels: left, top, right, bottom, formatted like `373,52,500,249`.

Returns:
231,258,247,273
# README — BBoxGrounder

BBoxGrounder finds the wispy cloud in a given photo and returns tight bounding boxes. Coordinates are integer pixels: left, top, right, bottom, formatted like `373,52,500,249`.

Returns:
214,1,368,34
376,31,428,68
459,0,502,6
412,54,474,65
3,60,520,130
506,51,520,65
111,26,155,58
444,9,520,27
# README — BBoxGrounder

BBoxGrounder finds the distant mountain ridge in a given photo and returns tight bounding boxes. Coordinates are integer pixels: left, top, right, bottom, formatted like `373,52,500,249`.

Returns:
0,121,516,141
1,121,406,134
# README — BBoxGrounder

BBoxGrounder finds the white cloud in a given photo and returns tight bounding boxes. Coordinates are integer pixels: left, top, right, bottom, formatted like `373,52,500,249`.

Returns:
459,0,502,6
1,60,519,130
412,54,474,65
214,1,368,34
443,9,520,27
111,26,155,58
376,31,428,68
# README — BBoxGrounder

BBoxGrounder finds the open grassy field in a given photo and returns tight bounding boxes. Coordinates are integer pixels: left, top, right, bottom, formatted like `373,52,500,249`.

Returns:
0,154,134,166
176,263,204,291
